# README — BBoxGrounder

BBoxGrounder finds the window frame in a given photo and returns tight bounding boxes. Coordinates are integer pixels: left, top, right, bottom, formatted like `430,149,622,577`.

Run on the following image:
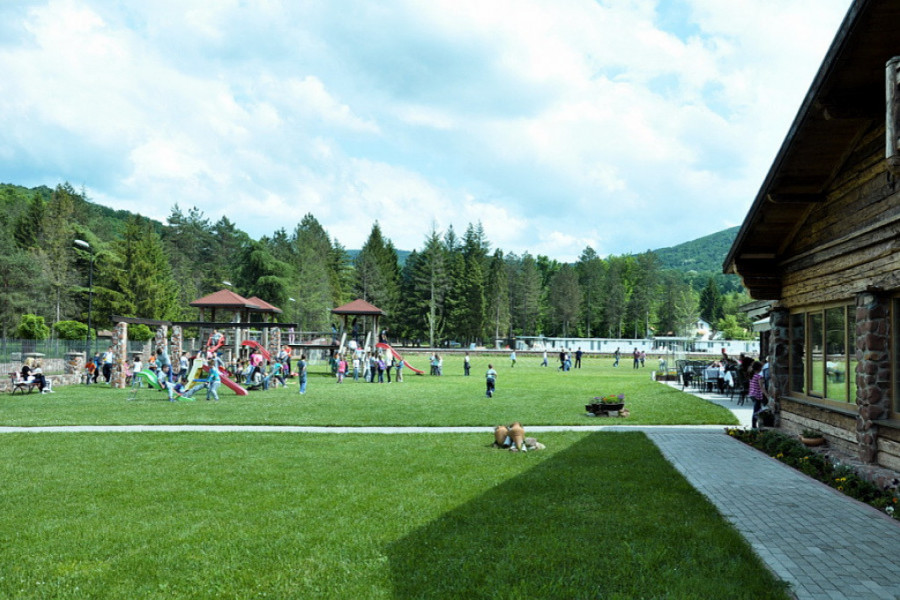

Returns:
788,303,855,408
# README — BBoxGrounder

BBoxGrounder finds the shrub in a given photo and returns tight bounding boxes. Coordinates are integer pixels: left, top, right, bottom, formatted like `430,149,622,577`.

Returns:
16,314,50,340
54,320,90,340
129,324,154,342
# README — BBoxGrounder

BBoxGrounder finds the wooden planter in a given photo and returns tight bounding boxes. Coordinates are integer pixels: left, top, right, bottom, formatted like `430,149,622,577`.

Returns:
800,436,826,447
586,402,625,415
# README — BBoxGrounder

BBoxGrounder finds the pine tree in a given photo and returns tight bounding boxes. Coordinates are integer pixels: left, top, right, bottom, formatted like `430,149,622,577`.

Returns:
485,250,510,344
549,264,582,337
576,247,605,337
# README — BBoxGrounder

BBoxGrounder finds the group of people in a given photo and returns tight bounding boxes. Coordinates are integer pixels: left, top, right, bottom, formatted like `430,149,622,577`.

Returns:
332,349,402,384
17,356,54,393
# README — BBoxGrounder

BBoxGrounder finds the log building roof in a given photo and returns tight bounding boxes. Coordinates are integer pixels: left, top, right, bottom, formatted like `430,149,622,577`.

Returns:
725,0,900,298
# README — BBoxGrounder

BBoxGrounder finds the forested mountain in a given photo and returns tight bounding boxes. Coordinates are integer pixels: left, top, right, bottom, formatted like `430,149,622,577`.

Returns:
0,182,752,342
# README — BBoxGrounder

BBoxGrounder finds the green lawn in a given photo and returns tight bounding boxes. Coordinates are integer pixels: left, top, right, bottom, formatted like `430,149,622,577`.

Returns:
2,354,737,427
0,432,789,600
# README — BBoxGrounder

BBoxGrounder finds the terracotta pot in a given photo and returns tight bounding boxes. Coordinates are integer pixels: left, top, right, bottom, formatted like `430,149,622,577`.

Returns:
800,436,825,447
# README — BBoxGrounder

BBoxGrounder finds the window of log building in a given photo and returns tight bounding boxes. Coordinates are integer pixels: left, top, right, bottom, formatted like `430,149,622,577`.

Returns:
790,305,854,404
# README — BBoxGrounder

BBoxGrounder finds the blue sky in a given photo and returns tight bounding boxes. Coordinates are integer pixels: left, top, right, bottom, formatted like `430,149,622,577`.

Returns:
0,0,851,260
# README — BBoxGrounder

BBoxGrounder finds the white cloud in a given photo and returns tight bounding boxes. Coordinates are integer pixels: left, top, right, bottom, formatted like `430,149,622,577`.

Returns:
0,0,853,260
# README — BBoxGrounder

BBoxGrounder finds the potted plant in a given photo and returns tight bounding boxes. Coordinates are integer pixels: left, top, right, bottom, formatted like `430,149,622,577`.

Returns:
586,393,626,415
799,429,826,446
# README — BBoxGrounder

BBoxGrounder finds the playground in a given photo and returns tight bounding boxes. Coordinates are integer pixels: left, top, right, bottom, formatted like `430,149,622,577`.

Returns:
2,354,736,427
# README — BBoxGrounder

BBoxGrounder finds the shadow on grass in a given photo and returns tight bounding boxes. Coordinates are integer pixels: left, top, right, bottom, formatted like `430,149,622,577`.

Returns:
386,432,790,600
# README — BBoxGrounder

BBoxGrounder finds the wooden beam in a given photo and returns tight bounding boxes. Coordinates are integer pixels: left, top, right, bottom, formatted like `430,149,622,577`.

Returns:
766,192,824,204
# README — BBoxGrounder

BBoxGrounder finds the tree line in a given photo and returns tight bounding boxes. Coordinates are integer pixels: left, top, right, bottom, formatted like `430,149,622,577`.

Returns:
0,183,752,344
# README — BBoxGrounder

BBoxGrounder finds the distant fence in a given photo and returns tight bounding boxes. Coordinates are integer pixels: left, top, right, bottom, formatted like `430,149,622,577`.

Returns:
0,338,150,362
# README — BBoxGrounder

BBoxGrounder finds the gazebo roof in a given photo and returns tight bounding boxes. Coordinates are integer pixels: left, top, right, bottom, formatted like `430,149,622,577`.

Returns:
331,299,385,316
246,296,283,314
190,289,260,310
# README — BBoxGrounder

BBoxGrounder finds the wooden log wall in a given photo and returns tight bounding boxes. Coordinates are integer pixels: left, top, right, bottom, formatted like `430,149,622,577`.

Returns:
779,125,900,307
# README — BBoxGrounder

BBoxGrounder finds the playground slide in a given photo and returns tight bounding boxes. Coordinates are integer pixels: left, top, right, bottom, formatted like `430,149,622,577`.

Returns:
185,358,206,391
241,340,271,361
375,342,425,375
200,365,249,396
136,369,163,390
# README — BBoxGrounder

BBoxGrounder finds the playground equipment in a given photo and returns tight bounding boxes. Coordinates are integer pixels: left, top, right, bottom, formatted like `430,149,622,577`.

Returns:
200,364,249,396
241,340,271,361
375,343,424,375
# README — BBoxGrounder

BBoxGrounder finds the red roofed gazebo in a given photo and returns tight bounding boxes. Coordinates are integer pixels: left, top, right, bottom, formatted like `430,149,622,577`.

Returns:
332,299,385,350
246,296,283,321
190,289,260,322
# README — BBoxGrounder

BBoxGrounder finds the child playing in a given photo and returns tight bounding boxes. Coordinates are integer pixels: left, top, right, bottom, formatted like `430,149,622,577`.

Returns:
337,356,347,383
485,364,497,398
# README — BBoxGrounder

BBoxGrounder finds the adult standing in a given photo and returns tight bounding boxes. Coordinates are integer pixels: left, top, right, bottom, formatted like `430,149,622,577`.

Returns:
541,350,548,367
575,348,583,369
464,352,471,376
102,346,114,383
632,348,640,369
510,350,517,368
613,347,620,368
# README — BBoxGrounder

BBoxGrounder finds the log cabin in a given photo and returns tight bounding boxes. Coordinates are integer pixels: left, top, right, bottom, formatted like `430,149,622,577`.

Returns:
725,0,900,470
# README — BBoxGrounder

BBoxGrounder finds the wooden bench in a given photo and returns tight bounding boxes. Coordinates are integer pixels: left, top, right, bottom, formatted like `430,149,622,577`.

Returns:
9,372,40,395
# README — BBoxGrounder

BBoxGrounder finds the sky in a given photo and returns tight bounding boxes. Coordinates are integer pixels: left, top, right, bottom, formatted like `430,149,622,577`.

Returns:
0,0,852,261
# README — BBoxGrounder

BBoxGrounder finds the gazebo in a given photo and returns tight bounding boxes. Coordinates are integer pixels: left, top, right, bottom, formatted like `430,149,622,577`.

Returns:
189,289,261,323
188,289,290,361
331,299,385,351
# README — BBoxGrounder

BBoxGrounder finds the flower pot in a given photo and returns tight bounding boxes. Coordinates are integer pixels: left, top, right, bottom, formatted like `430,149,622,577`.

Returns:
600,402,625,412
800,436,825,447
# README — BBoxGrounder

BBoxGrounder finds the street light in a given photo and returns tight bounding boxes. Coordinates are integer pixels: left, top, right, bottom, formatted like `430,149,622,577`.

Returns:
74,239,94,355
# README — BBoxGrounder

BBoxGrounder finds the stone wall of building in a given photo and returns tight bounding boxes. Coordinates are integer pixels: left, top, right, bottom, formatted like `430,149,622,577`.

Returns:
855,291,891,464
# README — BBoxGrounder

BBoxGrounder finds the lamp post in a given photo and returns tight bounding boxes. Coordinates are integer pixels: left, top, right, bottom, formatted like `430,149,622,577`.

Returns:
74,239,94,355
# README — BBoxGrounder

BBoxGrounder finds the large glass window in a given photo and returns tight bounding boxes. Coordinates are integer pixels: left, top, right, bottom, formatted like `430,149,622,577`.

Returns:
790,305,854,405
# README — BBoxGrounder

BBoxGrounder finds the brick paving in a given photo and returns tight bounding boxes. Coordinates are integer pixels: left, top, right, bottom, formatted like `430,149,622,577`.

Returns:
647,429,900,600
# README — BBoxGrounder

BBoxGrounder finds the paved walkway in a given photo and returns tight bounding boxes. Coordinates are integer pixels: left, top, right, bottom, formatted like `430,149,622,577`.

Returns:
2,385,899,599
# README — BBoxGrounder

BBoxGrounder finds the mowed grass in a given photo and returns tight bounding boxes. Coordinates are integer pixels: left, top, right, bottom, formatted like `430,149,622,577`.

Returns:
0,432,789,600
1,354,737,427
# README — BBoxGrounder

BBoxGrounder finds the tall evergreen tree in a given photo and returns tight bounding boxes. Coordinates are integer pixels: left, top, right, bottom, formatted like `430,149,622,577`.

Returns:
106,216,180,321
484,249,510,344
413,229,449,347
39,184,79,324
699,277,724,326
604,257,627,337
576,247,605,337
548,264,582,337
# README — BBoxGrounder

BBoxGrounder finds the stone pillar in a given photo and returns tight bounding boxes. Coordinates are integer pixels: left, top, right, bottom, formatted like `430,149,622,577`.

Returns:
172,325,183,367
855,291,891,463
112,322,129,389
155,325,169,357
270,327,282,359
769,307,790,427
66,352,85,376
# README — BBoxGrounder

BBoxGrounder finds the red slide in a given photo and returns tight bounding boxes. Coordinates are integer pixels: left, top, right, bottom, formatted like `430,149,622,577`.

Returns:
240,340,271,361
201,365,249,396
375,342,424,375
